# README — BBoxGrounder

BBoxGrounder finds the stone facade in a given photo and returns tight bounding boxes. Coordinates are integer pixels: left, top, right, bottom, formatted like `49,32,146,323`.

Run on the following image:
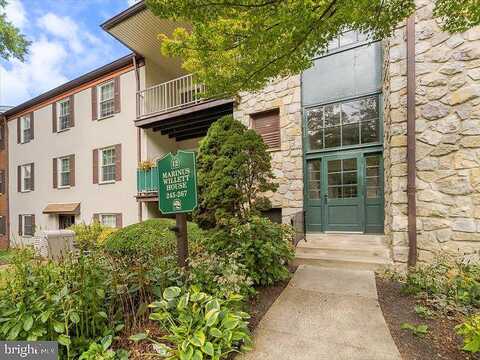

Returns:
384,0,480,266
234,76,303,223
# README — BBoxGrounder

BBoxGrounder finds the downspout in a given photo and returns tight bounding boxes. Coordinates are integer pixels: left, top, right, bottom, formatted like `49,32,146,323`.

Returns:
406,14,417,267
133,55,143,222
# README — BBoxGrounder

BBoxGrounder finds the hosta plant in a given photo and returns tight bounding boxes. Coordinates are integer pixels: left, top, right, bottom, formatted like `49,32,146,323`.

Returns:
131,286,253,359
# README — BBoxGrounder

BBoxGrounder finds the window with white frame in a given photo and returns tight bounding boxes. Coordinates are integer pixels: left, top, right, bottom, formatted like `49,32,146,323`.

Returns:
21,214,34,236
57,98,71,131
20,115,31,143
21,164,33,192
98,81,115,118
101,147,116,182
327,31,368,52
100,214,117,228
59,157,71,187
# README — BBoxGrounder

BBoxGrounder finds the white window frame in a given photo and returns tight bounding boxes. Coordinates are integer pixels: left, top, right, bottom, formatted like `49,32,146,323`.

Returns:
20,115,31,143
100,147,116,184
21,164,32,192
57,98,71,131
21,214,34,237
58,156,71,188
98,80,115,119
99,214,117,228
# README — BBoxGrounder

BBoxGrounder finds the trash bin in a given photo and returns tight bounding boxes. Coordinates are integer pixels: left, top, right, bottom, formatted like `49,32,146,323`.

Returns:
36,230,75,260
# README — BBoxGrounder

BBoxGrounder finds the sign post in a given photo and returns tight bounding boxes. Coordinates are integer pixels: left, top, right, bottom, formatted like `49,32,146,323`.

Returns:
157,150,198,267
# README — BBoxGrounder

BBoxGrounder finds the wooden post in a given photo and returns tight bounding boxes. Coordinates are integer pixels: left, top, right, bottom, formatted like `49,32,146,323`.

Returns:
176,213,189,268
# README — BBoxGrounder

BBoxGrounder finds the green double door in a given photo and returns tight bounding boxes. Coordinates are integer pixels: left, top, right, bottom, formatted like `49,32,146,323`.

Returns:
306,151,384,233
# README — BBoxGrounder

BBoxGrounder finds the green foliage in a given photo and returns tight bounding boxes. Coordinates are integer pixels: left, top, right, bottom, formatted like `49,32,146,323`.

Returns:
402,255,480,313
0,248,15,264
456,313,480,353
132,286,252,359
187,251,255,299
195,115,277,229
206,216,295,287
400,323,429,337
434,0,480,32
79,336,115,360
70,222,116,250
0,249,120,359
414,305,433,319
0,0,30,61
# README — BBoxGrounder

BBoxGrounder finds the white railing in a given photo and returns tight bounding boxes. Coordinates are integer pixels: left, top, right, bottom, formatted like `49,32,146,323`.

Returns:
137,74,206,118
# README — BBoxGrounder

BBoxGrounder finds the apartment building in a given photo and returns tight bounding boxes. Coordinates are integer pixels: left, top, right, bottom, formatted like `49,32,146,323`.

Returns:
2,0,480,269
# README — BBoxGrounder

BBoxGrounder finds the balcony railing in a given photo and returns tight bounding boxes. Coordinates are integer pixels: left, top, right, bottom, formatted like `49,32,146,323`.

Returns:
137,74,206,118
137,167,159,194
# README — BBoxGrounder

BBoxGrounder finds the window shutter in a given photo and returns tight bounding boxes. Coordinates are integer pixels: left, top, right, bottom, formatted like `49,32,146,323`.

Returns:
93,213,99,223
30,163,35,191
93,149,99,184
115,144,122,181
0,123,5,150
251,109,281,149
91,86,98,121
0,170,5,194
52,102,57,133
69,95,75,127
17,165,21,192
53,158,57,189
69,154,75,186
115,213,123,228
0,217,5,236
17,118,21,144
29,112,34,141
31,214,36,236
114,76,121,113
18,215,22,236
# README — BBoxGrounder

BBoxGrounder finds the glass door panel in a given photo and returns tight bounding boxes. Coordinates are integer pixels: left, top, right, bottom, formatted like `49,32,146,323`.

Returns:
306,159,323,232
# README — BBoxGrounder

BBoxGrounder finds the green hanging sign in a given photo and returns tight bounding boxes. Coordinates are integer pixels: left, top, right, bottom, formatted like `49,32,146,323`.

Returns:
157,150,198,214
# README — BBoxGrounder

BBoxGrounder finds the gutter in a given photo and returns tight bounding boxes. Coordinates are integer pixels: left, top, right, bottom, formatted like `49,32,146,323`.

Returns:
406,14,417,267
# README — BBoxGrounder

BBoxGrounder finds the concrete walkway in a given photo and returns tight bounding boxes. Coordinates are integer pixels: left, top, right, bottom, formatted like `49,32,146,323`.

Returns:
239,265,401,360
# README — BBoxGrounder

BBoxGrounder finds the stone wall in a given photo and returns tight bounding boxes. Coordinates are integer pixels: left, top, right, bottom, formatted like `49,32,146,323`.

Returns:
384,0,480,266
234,76,303,223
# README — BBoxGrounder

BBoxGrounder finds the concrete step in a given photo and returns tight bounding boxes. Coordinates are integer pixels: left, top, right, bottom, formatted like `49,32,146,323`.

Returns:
305,233,387,247
295,245,390,259
293,252,392,271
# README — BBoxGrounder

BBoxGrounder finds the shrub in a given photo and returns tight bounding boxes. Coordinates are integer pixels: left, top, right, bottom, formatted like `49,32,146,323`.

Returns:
195,115,278,229
132,286,252,359
206,216,295,286
0,249,120,359
70,222,116,250
456,313,480,353
186,252,255,299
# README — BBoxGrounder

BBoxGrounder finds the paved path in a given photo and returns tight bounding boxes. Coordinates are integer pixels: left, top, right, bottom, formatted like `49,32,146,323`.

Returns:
239,265,401,360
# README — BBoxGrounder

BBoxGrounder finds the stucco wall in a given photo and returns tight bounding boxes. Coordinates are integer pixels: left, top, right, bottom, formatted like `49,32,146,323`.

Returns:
384,0,480,265
9,70,139,246
234,76,303,223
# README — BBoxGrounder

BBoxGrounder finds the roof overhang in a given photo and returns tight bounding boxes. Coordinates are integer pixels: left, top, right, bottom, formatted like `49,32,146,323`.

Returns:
101,1,186,76
43,203,81,215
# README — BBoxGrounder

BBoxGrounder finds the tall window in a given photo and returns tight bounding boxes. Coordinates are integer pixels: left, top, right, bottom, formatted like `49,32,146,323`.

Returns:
20,115,31,143
59,157,71,187
21,164,33,192
20,214,35,236
58,98,71,131
100,214,117,228
101,147,116,182
306,95,379,151
98,81,114,118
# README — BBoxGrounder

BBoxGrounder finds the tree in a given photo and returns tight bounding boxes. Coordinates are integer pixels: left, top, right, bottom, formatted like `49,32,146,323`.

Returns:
194,115,278,229
146,0,479,97
0,0,29,61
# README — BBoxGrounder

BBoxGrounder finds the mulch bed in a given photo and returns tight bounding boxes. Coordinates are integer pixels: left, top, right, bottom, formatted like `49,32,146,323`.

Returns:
376,276,479,360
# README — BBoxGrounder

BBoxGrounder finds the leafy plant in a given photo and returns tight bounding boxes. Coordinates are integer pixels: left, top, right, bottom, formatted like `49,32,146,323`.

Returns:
414,305,433,319
206,216,295,286
400,323,429,337
131,286,252,359
70,222,116,250
138,160,155,171
79,336,116,360
456,314,480,353
186,252,255,299
194,115,278,229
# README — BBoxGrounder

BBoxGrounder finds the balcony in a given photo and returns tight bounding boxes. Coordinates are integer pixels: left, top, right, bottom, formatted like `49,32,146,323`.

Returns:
137,166,159,195
137,74,206,119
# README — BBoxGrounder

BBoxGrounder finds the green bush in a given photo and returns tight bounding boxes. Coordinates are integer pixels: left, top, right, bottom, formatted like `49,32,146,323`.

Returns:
456,313,480,353
402,255,480,312
0,249,121,359
70,222,117,250
187,252,255,299
132,286,252,359
206,216,295,286
195,115,278,229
